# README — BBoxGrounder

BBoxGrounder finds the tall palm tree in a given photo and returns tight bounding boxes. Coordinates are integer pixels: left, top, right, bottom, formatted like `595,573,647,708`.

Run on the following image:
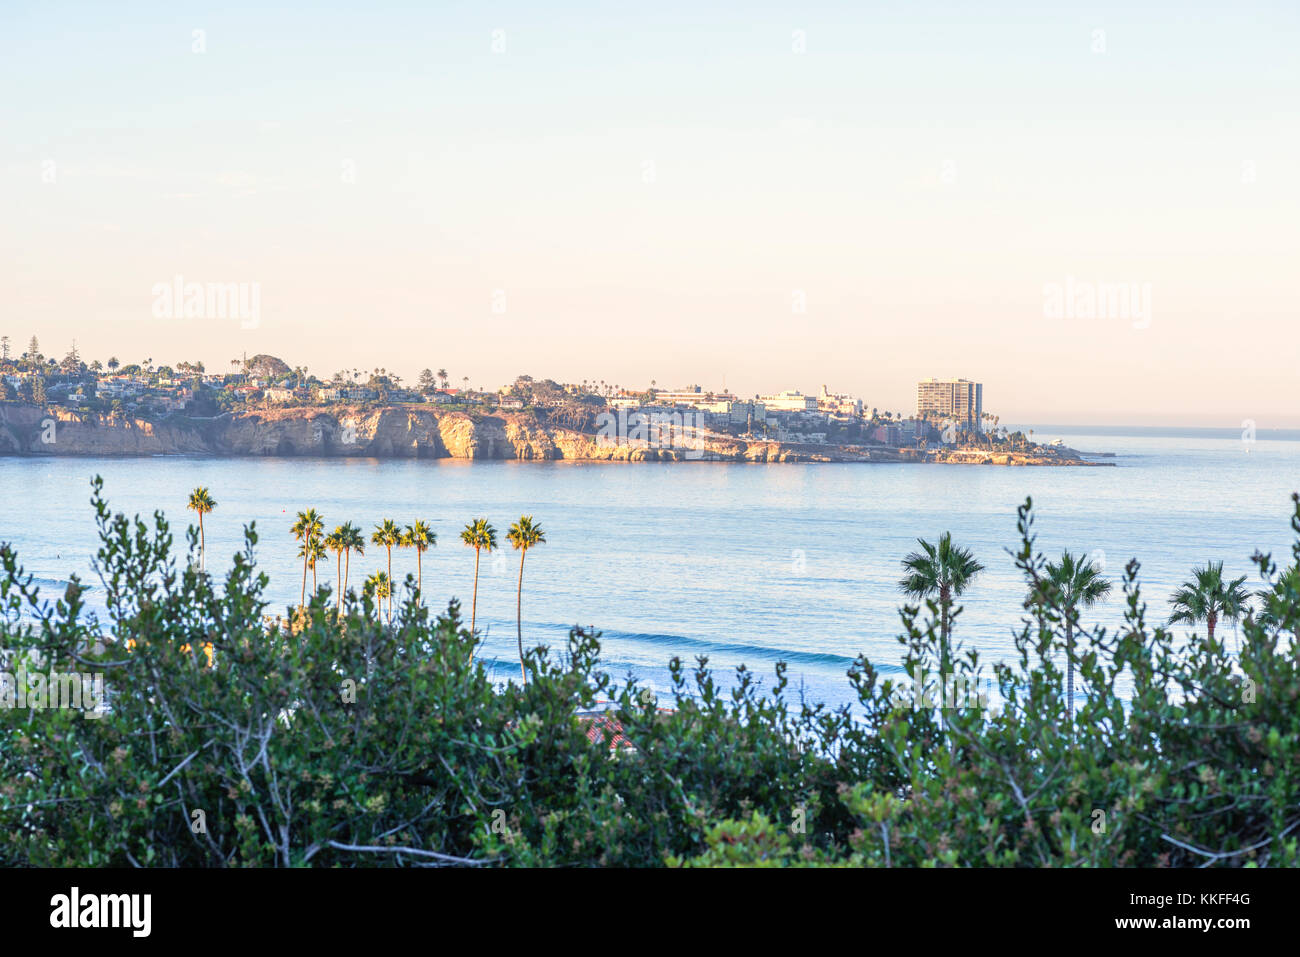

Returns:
1041,551,1111,720
300,536,327,595
364,571,392,621
507,516,546,683
1169,561,1250,651
460,518,498,639
324,526,348,610
402,520,436,599
291,509,324,606
371,519,403,623
341,522,365,599
186,487,217,571
898,532,985,676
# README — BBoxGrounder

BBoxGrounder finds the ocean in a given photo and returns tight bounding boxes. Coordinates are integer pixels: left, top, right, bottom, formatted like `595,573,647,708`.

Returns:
2,425,1297,709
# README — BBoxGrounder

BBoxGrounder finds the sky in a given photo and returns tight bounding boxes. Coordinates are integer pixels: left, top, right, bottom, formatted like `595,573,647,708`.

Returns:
2,1,1297,426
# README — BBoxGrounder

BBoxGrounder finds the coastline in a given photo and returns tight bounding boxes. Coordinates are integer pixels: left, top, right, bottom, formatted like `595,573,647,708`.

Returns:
0,403,1111,466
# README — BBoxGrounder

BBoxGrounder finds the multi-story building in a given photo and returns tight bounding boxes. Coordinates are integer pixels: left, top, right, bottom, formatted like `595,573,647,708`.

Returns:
758,390,818,413
817,384,864,417
916,378,983,431
653,388,738,411
726,400,766,426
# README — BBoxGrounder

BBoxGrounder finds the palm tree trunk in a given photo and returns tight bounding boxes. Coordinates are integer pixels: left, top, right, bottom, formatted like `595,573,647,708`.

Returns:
386,546,393,624
1066,619,1075,723
417,549,423,600
198,513,205,572
344,548,351,597
517,549,526,683
1208,611,1217,646
471,548,480,635
301,550,308,606
939,589,951,675
336,552,343,611
939,588,951,747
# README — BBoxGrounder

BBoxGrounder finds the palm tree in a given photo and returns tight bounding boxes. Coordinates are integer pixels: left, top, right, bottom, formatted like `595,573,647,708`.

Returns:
1253,563,1300,631
324,527,348,610
300,536,327,595
371,519,403,623
1169,561,1250,651
507,516,546,683
438,368,448,389
1040,551,1111,720
291,509,324,606
364,571,392,621
402,520,436,599
186,487,217,571
341,522,365,599
898,532,985,676
460,518,498,639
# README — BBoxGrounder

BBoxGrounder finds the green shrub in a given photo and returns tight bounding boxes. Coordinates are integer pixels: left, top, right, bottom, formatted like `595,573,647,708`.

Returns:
1,480,1296,867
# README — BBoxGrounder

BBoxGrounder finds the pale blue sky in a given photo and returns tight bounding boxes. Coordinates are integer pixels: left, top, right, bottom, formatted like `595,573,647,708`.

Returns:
3,1,1297,423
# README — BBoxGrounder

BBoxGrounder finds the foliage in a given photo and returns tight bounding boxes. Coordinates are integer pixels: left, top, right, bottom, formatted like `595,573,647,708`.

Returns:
1,483,1297,867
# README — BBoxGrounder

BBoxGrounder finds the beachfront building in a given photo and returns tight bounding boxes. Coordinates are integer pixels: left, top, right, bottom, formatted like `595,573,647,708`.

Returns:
917,378,983,431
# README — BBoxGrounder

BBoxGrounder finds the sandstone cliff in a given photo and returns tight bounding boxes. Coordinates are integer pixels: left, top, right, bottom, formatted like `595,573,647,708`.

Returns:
0,404,848,462
0,404,1105,465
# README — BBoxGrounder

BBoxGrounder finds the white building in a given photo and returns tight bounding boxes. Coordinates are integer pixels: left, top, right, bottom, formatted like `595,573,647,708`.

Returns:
757,390,818,413
817,384,863,417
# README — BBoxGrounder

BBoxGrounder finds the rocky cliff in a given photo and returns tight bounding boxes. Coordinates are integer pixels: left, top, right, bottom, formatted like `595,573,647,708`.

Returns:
0,404,848,462
0,404,1106,465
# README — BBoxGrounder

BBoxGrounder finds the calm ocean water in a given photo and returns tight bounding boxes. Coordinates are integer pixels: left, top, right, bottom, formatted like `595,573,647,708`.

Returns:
2,426,1298,709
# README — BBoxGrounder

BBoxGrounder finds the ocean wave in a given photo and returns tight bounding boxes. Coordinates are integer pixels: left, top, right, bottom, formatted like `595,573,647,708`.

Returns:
583,626,905,673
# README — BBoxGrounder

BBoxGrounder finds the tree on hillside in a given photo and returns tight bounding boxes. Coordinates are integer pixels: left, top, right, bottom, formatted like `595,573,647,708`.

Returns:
246,354,291,379
61,341,81,375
